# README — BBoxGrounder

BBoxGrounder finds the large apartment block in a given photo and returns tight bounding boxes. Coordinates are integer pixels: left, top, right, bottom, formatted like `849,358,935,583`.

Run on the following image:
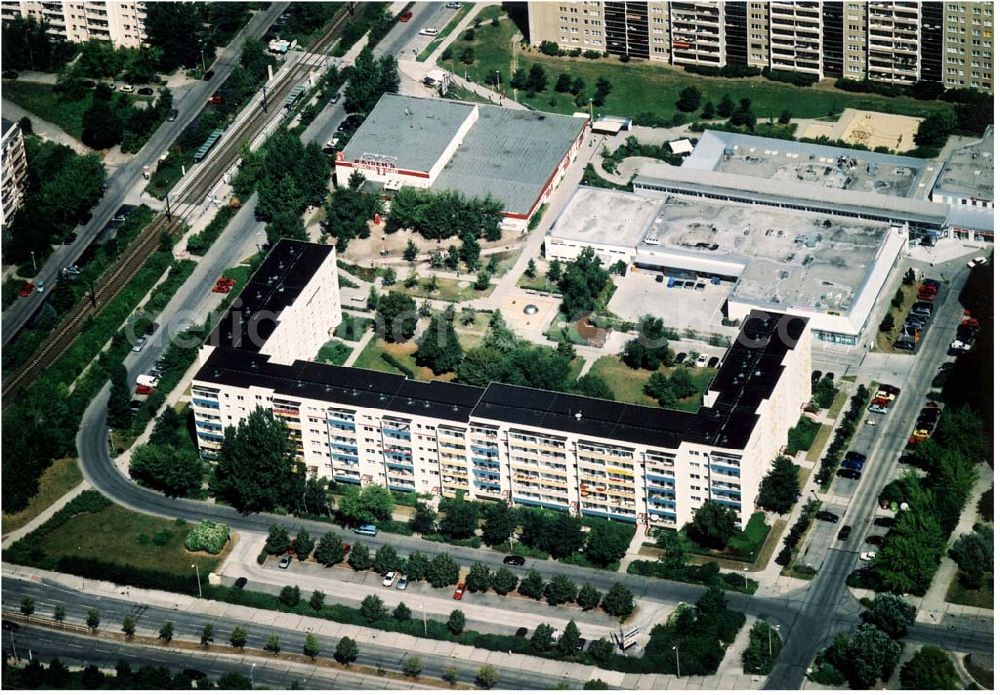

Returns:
1,118,28,226
527,1,993,90
192,241,811,529
0,1,147,48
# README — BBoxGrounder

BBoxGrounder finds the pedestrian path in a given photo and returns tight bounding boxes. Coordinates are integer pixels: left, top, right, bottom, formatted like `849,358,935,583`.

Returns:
0,480,93,550
2,99,90,155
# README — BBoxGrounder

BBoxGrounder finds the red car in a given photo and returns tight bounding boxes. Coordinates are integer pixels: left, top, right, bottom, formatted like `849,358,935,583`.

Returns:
399,10,413,22
208,94,223,105
212,283,231,293
18,282,35,297
135,384,155,395
452,582,466,600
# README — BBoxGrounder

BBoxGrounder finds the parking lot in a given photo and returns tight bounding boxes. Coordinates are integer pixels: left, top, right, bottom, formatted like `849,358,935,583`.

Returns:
607,269,734,333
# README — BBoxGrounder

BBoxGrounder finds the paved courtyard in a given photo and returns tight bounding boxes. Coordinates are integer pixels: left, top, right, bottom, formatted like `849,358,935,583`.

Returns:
607,269,733,334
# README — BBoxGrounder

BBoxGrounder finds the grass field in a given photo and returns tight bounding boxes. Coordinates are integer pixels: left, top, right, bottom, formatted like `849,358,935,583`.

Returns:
827,390,850,420
806,424,833,463
35,503,227,576
1,459,83,534
441,13,955,126
387,276,493,303
353,338,446,382
945,574,994,609
3,82,93,140
587,355,715,412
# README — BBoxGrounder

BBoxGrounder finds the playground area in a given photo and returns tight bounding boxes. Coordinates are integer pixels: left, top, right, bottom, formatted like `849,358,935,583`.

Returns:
799,108,922,153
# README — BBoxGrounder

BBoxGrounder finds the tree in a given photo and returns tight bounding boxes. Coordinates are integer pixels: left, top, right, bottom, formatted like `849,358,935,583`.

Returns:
584,679,609,689
518,570,546,600
200,623,214,647
264,525,291,555
266,209,308,245
577,584,602,610
701,101,716,119
376,291,418,343
573,373,615,400
229,625,248,650
19,596,34,619
525,258,537,279
309,590,326,612
847,624,901,689
466,562,492,593
293,528,314,561
81,100,123,149
676,86,702,112
143,2,200,70
345,46,399,114
480,500,517,546
438,494,479,540
442,665,460,687
53,605,66,623
428,553,460,587
265,635,281,654
360,594,388,623
686,501,738,550
899,646,959,690
338,484,395,525
405,550,431,580
544,575,578,606
556,620,582,656
303,633,320,660
742,621,780,675
622,315,672,369
914,111,957,148
758,456,801,514
404,239,418,262
216,673,252,689
546,259,563,282
491,566,519,595
279,585,300,607
949,524,993,589
121,616,136,639
158,621,173,642
528,63,548,92
589,638,615,664
211,408,304,514
335,636,359,664
415,313,464,374
531,623,555,651
314,531,345,566
128,443,204,499
107,363,132,429
403,655,423,678
584,518,634,567
86,608,101,632
558,247,610,317
601,583,635,618
718,94,735,117
476,665,500,689
862,593,916,638
547,514,585,558
778,109,793,124
555,72,573,92
447,609,466,635
393,602,412,621
373,544,401,574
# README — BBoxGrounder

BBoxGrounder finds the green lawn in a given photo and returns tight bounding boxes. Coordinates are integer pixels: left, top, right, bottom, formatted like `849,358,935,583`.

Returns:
3,82,93,140
387,276,493,303
587,355,715,412
352,338,444,382
1,459,83,534
29,503,226,576
946,574,994,609
441,18,955,125
517,271,560,294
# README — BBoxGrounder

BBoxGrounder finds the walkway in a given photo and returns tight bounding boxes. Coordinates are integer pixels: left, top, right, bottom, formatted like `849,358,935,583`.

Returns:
0,480,92,550
1,98,90,154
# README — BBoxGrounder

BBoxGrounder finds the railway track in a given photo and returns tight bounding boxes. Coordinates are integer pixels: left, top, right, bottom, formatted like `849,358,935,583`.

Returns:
1,9,351,407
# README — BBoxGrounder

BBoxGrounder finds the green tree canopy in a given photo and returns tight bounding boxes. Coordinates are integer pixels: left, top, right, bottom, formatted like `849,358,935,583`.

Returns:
685,502,738,550
862,593,916,638
622,315,672,369
375,291,417,343
899,646,958,690
758,456,801,514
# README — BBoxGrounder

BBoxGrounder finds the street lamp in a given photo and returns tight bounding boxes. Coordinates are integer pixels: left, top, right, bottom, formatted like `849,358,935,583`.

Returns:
672,644,680,677
191,563,202,598
743,567,750,590
250,662,257,689
200,49,207,73
769,624,780,657
30,251,36,273
420,603,427,636
588,97,594,121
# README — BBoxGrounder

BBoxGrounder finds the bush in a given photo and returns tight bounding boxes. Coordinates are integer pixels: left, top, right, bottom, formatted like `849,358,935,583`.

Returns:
762,68,818,87
184,520,231,554
381,352,415,378
775,501,820,566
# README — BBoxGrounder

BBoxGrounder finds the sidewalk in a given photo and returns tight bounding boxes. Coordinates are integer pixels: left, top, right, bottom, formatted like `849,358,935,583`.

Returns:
0,480,92,550
2,98,91,155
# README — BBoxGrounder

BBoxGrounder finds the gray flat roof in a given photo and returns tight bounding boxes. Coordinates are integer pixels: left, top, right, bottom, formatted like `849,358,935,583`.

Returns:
434,106,585,215
340,94,474,173
932,126,994,204
546,187,661,247
635,162,948,226
946,205,994,232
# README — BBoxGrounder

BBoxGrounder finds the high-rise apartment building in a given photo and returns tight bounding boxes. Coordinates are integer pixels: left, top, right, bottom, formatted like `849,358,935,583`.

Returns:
527,1,993,91
0,1,147,48
1,118,28,226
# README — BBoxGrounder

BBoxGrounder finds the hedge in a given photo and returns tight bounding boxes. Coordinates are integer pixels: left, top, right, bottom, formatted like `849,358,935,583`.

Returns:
381,352,415,378
186,206,236,255
775,500,820,566
762,67,818,87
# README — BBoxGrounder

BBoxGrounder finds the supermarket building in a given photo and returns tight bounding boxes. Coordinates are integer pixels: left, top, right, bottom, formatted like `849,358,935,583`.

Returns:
192,241,811,529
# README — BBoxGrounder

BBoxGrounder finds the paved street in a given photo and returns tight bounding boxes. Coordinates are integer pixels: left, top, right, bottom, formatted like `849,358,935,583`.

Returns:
1,2,289,345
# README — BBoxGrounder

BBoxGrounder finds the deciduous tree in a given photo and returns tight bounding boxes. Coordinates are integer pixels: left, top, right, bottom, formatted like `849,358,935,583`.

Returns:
758,456,801,514
686,502,737,550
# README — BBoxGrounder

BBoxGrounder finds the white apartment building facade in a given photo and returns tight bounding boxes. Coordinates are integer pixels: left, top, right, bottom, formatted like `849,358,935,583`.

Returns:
1,1,147,48
1,118,28,226
192,242,812,530
527,1,993,91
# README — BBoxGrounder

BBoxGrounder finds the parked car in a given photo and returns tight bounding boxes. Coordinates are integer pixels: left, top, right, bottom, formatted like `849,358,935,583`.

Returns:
503,555,526,566
397,574,409,590
278,555,292,569
453,583,466,600
446,1,461,7
515,627,528,638
18,282,35,297
865,535,884,546
137,86,154,96
399,10,413,22
872,517,896,528
860,551,877,562
707,356,720,368
132,336,147,352
674,352,687,364
128,399,142,412
837,468,862,480
419,27,440,36
815,511,839,523
655,274,664,283
922,279,941,289
208,93,223,104
1,70,18,80
841,459,864,472
382,571,397,587
135,384,155,395
894,340,915,352
695,354,710,368
203,70,215,80
845,451,867,462
65,231,78,244
355,524,378,537
878,384,900,395
182,669,207,683
167,108,179,121
328,91,341,104
837,525,852,541
120,83,135,92
966,256,989,268
234,577,248,589
577,637,587,652
867,404,888,414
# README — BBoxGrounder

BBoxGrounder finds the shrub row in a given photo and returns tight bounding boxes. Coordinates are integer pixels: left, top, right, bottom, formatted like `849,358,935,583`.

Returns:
683,64,760,78
380,352,415,378
762,67,818,87
628,559,758,594
186,206,237,256
775,500,820,566
815,384,870,488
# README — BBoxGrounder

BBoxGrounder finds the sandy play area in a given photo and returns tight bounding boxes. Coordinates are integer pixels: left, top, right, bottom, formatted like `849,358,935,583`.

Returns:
799,108,922,153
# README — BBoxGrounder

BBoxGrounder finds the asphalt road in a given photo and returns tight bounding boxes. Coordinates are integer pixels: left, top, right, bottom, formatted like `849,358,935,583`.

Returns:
1,622,427,690
2,576,573,689
0,2,288,345
765,266,981,689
